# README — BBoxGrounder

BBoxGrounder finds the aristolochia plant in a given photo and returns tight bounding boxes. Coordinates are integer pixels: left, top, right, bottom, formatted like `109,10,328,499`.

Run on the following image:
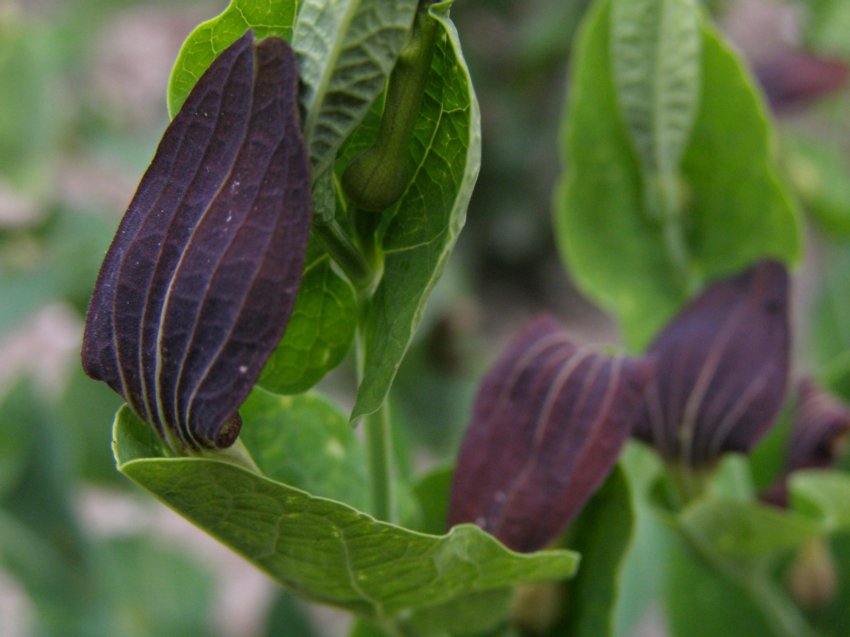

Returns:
78,0,850,635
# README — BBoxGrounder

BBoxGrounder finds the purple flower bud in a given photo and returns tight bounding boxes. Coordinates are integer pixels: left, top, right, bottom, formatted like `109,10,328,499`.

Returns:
786,379,850,472
81,32,312,450
634,261,790,467
448,315,653,552
755,50,848,113
763,379,850,507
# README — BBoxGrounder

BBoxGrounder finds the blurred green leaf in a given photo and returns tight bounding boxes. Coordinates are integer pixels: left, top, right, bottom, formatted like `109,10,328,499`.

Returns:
114,407,579,622
167,0,298,116
679,497,820,559
56,365,125,485
549,467,634,637
0,380,98,637
614,450,671,637
352,2,481,419
293,0,418,174
264,590,318,637
555,0,800,349
784,134,850,236
810,242,850,400
0,384,31,496
0,24,58,190
664,536,775,637
402,589,513,636
0,209,114,332
809,532,850,637
259,255,356,395
412,465,453,535
790,470,850,534
95,536,216,637
805,0,850,58
239,389,369,510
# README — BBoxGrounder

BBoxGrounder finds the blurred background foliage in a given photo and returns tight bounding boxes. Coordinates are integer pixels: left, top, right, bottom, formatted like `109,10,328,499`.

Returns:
1,0,850,635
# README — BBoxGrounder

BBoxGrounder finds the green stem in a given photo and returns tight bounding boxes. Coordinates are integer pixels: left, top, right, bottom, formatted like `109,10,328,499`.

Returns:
352,205,381,269
365,402,396,522
644,169,697,295
314,220,374,290
355,326,396,523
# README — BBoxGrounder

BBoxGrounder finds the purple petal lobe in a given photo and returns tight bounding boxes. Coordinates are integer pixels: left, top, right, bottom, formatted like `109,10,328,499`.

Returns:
448,315,653,552
762,379,850,507
82,33,312,449
634,261,790,467
787,379,850,473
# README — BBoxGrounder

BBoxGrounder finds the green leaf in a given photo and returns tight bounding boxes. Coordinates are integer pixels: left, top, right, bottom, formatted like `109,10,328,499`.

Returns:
401,589,513,637
805,0,850,58
113,407,579,621
614,445,672,637
555,0,800,349
0,23,58,190
96,536,216,637
610,0,700,218
412,465,453,536
809,242,850,400
238,389,368,510
264,591,319,637
0,384,31,496
790,470,850,534
167,0,298,116
808,532,850,637
784,134,850,237
548,467,635,637
258,255,356,395
293,0,418,175
664,536,774,637
56,365,125,486
352,2,481,419
679,497,820,559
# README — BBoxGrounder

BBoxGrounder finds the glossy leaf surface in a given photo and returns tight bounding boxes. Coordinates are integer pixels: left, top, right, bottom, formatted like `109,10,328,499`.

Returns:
293,0,418,175
82,34,312,449
167,1,298,116
113,407,579,621
448,315,652,552
556,0,800,349
634,262,790,467
352,1,481,419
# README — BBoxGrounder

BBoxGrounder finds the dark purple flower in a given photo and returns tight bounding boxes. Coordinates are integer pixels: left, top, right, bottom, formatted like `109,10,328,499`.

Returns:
785,379,850,472
763,379,850,507
634,261,790,467
82,32,312,450
448,315,653,552
755,50,848,113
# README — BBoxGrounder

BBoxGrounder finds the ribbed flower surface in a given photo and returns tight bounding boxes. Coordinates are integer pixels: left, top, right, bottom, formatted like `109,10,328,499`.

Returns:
634,261,790,467
82,33,312,450
448,315,653,552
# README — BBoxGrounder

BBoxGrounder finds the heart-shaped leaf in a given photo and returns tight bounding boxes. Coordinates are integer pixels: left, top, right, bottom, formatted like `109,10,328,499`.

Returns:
113,407,579,622
555,0,800,349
